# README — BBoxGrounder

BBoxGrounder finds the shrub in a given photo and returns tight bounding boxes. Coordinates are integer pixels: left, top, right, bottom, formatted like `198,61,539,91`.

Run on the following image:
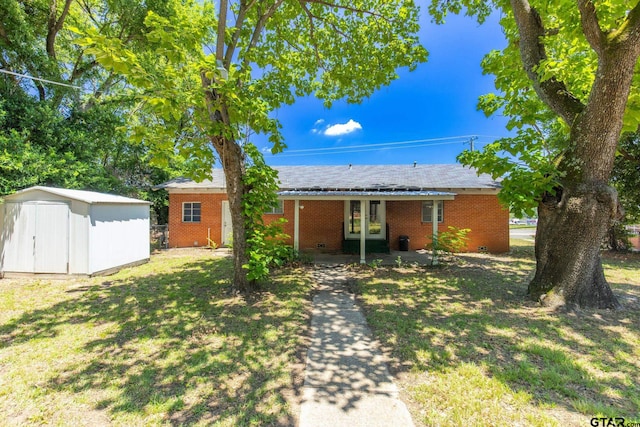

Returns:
427,226,471,257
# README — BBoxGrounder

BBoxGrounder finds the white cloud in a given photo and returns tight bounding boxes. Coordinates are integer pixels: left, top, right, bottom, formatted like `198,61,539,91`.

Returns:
323,119,363,136
311,119,325,134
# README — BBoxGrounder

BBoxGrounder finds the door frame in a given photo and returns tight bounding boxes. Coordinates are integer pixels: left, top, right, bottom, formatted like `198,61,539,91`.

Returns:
221,201,232,246
344,200,386,240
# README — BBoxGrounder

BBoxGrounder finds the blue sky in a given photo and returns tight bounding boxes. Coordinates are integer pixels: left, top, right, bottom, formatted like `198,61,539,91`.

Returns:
257,11,512,166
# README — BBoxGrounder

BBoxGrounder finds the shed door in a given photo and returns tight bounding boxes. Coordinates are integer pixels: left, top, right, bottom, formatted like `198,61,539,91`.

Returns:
1,202,69,273
34,202,69,273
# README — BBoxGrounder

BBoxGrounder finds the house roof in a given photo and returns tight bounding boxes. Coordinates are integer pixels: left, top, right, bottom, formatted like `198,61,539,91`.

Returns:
3,186,151,205
158,164,500,192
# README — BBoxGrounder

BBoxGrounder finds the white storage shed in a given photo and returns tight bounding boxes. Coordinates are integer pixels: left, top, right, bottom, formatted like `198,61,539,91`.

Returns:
0,186,151,276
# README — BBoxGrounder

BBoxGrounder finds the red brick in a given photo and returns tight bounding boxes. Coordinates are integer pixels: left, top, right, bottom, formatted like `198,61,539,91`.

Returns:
168,193,509,253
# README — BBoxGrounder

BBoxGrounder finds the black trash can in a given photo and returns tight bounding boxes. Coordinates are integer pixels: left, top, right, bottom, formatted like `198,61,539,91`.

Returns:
399,235,409,251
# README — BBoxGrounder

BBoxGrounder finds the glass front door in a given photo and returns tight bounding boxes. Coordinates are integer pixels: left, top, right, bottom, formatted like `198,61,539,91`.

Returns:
345,200,385,239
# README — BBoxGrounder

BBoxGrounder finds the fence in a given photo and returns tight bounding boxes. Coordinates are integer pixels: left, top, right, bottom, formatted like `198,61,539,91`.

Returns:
150,225,169,250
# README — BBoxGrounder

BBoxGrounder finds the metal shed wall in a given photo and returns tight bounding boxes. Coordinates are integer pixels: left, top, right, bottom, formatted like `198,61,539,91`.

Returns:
88,204,150,274
1,187,150,276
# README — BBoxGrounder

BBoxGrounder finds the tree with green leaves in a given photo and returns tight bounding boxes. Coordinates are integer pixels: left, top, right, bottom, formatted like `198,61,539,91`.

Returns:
447,0,640,308
612,132,640,224
77,0,426,292
0,0,189,218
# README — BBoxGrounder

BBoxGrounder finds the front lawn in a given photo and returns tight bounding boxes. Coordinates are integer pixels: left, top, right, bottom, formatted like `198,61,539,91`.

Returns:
0,249,312,426
354,243,640,426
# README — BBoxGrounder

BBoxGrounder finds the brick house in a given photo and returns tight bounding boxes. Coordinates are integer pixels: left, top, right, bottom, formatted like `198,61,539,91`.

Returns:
159,164,509,260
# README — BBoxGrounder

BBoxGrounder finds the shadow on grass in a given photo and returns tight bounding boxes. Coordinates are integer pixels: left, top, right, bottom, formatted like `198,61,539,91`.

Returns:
0,255,312,425
356,251,640,421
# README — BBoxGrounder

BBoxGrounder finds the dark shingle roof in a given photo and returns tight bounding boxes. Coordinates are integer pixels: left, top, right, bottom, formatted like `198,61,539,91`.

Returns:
158,164,500,191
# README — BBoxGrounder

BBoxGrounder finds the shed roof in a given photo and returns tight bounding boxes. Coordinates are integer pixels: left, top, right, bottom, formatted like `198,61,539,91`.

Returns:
158,164,500,192
3,186,151,205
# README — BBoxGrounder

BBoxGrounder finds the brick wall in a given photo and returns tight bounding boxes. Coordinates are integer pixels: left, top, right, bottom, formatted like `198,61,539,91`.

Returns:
168,193,227,248
168,193,509,253
296,200,344,251
386,195,509,252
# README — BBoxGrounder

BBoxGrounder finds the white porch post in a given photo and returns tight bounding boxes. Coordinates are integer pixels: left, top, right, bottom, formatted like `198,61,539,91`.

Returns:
432,200,439,266
360,198,366,264
294,199,300,252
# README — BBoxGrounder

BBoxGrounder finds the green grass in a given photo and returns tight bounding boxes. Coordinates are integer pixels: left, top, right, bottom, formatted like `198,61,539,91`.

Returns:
354,242,640,426
3,243,638,426
0,249,312,426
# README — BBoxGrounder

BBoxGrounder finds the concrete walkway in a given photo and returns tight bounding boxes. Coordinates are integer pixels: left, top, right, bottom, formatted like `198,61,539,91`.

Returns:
299,265,414,427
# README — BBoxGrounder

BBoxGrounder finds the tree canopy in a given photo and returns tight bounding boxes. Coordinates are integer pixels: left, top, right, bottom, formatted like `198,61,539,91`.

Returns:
449,0,640,308
75,0,427,291
0,0,194,222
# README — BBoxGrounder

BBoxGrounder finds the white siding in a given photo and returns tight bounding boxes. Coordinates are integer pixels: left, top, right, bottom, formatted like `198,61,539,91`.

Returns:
33,202,69,273
1,187,150,276
1,203,36,272
1,202,70,273
68,201,90,274
88,204,150,274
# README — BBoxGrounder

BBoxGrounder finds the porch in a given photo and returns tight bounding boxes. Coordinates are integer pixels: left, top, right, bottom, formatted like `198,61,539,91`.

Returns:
312,249,433,266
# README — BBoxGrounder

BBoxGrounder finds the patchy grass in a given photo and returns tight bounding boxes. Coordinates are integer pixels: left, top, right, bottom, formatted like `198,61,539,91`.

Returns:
354,242,640,426
0,249,312,426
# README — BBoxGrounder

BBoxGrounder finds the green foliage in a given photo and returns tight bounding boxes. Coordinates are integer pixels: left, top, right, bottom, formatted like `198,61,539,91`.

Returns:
427,226,471,255
612,132,640,224
74,0,426,286
241,143,293,283
450,1,640,215
75,0,427,169
0,0,189,219
368,259,384,269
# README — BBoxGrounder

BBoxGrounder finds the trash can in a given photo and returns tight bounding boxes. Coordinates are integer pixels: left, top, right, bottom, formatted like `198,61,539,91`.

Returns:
399,235,409,251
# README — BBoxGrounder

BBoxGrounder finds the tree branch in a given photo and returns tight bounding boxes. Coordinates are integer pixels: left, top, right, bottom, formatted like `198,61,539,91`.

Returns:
46,0,73,59
609,0,640,54
241,0,284,70
224,0,258,67
577,0,605,54
301,0,388,21
510,0,584,124
216,0,228,62
299,1,323,68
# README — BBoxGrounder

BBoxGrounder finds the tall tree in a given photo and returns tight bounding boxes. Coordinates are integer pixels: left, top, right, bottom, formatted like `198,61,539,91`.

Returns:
0,0,187,209
78,0,426,292
444,0,640,308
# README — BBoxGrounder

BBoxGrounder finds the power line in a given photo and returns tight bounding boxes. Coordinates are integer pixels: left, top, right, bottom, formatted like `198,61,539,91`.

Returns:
281,135,479,154
267,135,494,158
0,69,82,89
271,140,486,158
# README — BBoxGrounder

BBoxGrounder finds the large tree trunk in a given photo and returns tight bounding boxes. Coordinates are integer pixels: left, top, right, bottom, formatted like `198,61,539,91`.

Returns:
529,183,621,309
509,0,640,309
200,68,253,294
214,136,253,294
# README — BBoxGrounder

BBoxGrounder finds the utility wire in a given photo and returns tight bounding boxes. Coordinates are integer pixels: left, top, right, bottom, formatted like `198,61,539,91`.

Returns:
0,69,82,89
268,135,495,158
273,140,466,157
281,135,479,154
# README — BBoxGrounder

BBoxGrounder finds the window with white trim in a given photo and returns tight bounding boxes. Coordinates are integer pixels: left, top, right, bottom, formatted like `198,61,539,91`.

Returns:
182,202,201,223
422,201,443,223
265,200,284,214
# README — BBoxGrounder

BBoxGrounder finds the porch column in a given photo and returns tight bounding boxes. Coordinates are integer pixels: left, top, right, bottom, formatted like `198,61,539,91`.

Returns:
360,198,366,264
294,199,300,252
432,200,439,266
